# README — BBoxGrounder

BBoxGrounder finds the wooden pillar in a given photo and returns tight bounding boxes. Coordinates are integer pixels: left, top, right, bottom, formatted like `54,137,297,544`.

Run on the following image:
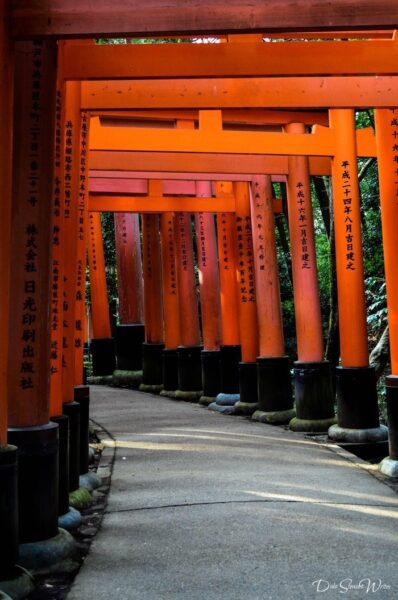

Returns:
159,212,181,392
88,211,115,376
175,211,202,395
7,40,61,545
329,110,385,442
374,109,398,473
140,183,164,389
233,182,259,412
195,182,222,400
0,1,19,581
114,212,145,371
216,182,241,395
250,175,294,424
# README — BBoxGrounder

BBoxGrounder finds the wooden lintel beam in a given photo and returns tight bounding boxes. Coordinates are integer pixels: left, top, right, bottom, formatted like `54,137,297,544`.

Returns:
89,194,236,213
89,151,332,176
61,39,398,80
89,171,286,184
82,76,398,110
11,1,398,39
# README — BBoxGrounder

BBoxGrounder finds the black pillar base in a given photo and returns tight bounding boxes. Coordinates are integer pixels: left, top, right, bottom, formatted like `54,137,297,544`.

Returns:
142,342,165,385
234,362,258,415
0,445,18,579
90,337,116,376
63,402,81,492
201,350,221,398
177,345,203,392
7,423,59,544
115,323,145,371
386,376,398,462
220,345,241,394
289,361,336,432
254,356,295,424
335,366,380,429
74,385,90,475
162,349,179,391
50,415,69,517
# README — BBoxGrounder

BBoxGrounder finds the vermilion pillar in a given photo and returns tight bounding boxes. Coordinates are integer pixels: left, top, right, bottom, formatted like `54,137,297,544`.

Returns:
285,123,335,433
175,211,203,398
159,212,181,393
250,175,295,424
7,41,64,550
0,4,19,585
195,181,223,403
375,108,398,476
214,183,241,399
88,211,116,376
233,182,260,414
114,212,145,371
140,202,164,391
328,110,386,443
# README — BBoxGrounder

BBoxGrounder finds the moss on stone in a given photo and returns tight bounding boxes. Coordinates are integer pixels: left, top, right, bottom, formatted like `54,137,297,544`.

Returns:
69,487,92,510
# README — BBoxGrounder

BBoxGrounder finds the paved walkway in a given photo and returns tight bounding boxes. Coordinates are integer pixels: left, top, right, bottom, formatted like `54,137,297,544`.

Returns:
68,386,398,600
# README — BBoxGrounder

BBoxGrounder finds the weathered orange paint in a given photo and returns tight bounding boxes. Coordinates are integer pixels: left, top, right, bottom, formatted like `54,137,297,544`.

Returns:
8,41,57,428
195,182,222,351
0,1,13,444
285,122,324,362
330,109,369,367
115,213,144,324
216,183,240,347
89,194,235,214
375,108,398,374
250,175,285,358
160,212,181,350
142,206,164,344
87,212,112,339
233,182,259,362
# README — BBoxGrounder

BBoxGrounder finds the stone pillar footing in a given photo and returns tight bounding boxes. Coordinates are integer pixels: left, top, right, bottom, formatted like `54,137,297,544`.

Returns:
74,385,90,475
0,565,35,600
63,401,81,492
58,506,82,531
50,415,70,517
335,365,381,430
384,375,398,462
162,348,179,392
142,342,164,386
8,423,59,544
289,360,335,432
235,362,258,415
115,323,145,371
90,337,116,376
257,356,294,423
201,350,221,398
379,457,398,478
0,445,18,580
220,345,241,394
328,424,388,443
18,528,77,575
177,345,203,393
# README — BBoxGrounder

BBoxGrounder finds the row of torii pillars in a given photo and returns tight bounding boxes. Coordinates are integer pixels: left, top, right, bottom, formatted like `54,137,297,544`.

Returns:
1,34,398,592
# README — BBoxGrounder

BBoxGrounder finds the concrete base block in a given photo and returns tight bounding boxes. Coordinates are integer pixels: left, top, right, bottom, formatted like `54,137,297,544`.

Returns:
290,416,337,433
69,487,92,511
79,472,102,492
58,507,82,531
174,390,203,402
216,393,240,406
378,456,398,478
252,408,296,425
208,402,238,415
18,528,77,575
87,375,114,386
234,401,258,415
112,370,142,389
199,395,216,406
159,389,178,399
0,567,35,600
328,424,388,443
139,383,163,394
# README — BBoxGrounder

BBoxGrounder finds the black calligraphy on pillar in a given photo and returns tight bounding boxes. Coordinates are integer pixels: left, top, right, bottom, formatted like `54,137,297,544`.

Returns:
252,183,266,272
178,214,188,272
219,214,229,271
197,213,207,268
389,109,398,207
89,214,97,272
296,182,310,270
167,217,177,296
21,224,39,389
236,214,255,303
121,215,128,245
75,111,88,351
340,161,355,271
